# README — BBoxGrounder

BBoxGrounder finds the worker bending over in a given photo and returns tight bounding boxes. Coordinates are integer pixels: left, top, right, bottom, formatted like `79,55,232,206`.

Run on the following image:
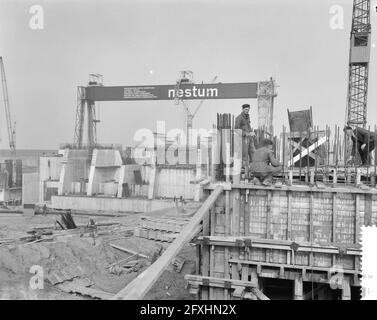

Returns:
250,139,282,185
344,126,376,165
235,104,255,167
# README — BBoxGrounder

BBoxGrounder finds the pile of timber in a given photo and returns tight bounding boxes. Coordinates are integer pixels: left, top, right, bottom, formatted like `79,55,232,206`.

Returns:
134,217,190,243
0,221,131,246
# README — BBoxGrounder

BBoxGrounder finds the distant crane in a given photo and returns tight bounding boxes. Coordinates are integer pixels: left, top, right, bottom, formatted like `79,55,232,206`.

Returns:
345,0,371,128
0,57,16,153
175,71,218,144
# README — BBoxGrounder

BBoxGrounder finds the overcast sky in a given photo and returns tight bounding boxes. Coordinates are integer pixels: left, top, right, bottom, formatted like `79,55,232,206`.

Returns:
0,0,376,149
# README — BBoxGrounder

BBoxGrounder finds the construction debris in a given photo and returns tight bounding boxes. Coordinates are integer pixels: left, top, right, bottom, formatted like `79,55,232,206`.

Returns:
109,243,149,259
134,216,190,243
59,211,77,229
171,257,185,273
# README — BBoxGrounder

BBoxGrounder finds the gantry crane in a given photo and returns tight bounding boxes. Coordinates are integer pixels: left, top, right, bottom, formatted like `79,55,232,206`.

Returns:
0,57,16,153
345,0,372,128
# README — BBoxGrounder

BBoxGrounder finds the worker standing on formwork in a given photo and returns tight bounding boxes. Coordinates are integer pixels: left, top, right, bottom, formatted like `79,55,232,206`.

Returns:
235,104,255,171
250,139,282,186
344,126,376,166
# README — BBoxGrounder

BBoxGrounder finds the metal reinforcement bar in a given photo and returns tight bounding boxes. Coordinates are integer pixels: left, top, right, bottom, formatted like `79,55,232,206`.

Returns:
111,185,224,300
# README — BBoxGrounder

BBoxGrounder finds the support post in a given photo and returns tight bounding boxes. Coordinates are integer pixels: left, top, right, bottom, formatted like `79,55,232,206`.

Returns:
294,277,303,300
342,278,351,300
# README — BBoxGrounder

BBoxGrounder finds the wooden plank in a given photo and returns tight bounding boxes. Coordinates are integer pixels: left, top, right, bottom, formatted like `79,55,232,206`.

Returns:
209,245,215,299
195,244,200,276
185,274,258,289
241,264,249,282
251,288,270,300
230,259,358,275
287,191,292,240
341,278,351,300
201,203,210,300
266,191,272,239
195,236,361,255
109,243,148,259
225,191,230,236
209,204,216,300
231,248,240,281
355,194,360,244
240,192,246,236
287,191,292,264
364,194,372,226
224,247,230,299
112,185,224,300
309,192,314,266
332,193,336,242
294,277,303,300
232,189,240,236
244,191,250,236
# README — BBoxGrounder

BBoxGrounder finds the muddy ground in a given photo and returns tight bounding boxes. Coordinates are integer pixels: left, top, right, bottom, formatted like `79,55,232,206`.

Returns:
0,206,198,300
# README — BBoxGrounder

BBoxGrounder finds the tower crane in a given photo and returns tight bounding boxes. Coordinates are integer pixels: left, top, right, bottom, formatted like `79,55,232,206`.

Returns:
345,0,371,128
0,57,16,153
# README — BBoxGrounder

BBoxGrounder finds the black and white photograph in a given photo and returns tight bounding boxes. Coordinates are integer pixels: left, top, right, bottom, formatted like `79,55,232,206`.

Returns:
0,0,377,304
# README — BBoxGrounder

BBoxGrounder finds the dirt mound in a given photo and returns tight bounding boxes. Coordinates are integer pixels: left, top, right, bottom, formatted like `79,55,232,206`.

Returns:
0,235,165,299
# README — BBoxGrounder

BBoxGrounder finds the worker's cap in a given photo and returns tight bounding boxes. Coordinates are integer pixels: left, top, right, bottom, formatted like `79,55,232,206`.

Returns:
343,125,353,132
242,104,250,109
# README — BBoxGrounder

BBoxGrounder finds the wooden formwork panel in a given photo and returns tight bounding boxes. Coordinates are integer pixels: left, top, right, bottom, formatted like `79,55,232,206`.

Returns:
190,187,377,300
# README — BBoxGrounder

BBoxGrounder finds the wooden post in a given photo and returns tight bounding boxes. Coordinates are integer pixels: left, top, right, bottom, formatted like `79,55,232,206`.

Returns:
112,185,224,300
294,276,303,300
341,278,351,300
355,194,360,244
309,192,314,266
356,168,361,186
288,170,293,185
309,170,315,186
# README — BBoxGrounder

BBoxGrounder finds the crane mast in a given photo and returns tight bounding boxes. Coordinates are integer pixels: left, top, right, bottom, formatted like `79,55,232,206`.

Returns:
345,0,371,128
0,57,16,153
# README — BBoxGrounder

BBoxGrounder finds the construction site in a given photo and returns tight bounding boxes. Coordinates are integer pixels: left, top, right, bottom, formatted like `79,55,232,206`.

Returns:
0,0,376,300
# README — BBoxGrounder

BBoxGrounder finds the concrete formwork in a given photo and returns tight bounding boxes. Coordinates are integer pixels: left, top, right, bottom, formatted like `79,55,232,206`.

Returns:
185,182,377,300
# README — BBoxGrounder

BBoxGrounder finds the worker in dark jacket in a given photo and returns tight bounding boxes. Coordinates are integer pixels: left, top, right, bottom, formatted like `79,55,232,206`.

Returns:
344,126,376,165
235,104,255,166
250,139,282,185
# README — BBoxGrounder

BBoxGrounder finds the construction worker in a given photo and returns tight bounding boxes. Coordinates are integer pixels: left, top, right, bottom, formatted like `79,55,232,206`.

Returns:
344,126,376,165
250,139,282,186
235,104,255,167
